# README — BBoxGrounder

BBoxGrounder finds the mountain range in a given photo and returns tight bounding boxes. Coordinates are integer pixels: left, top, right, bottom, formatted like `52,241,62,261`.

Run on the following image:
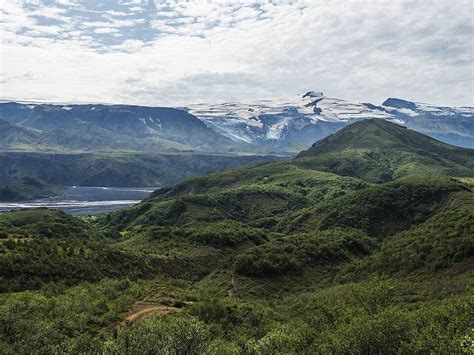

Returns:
188,92,474,150
0,93,473,155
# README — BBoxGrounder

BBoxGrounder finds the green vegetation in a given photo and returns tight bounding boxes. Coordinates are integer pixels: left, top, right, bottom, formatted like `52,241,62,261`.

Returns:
297,119,474,182
0,209,145,291
0,152,279,201
1,120,473,353
288,177,465,237
0,103,248,154
0,174,60,201
344,191,474,277
234,228,374,277
0,279,146,353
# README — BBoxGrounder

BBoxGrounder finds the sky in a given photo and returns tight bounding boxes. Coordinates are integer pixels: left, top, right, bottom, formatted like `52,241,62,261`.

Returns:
0,0,473,107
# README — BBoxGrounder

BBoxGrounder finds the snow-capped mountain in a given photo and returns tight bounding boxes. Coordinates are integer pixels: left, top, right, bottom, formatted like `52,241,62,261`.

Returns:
0,93,471,154
187,92,474,150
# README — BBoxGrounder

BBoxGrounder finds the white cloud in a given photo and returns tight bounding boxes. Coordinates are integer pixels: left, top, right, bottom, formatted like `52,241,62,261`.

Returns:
129,6,144,13
1,0,473,107
155,11,178,18
94,27,120,34
81,18,145,28
104,10,130,17
29,6,68,21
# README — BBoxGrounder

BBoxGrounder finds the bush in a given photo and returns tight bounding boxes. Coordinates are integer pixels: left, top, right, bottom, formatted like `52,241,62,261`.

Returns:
103,315,210,354
234,228,374,277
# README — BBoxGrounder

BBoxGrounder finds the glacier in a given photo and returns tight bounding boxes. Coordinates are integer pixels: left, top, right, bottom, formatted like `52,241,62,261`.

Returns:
187,92,474,151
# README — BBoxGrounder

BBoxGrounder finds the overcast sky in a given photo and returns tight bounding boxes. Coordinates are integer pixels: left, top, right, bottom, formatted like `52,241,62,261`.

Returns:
1,0,473,106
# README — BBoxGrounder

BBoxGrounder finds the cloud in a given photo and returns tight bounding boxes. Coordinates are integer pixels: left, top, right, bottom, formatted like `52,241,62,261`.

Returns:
1,0,473,106
29,6,68,22
81,18,145,28
94,27,120,34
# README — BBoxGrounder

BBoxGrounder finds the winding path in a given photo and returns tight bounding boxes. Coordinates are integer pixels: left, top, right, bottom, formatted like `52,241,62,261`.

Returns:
118,302,180,325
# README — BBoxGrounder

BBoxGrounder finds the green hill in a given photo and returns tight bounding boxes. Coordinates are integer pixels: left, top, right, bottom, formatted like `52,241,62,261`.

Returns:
0,119,40,148
0,171,60,201
0,152,280,191
297,118,474,182
105,120,473,230
1,120,473,354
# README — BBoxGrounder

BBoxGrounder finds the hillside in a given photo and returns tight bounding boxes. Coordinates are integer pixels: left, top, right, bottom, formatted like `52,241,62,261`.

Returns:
0,173,60,201
104,120,473,229
0,103,249,153
0,152,280,191
1,120,473,353
0,119,40,149
297,119,474,182
298,118,473,156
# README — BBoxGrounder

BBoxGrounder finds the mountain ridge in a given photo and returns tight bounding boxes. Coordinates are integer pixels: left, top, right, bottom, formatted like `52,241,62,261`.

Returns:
0,103,245,153
187,93,474,150
296,119,473,182
0,93,472,155
298,118,473,156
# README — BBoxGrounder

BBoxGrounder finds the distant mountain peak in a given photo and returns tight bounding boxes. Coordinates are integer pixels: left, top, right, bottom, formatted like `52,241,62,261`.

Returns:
382,98,417,110
303,91,324,98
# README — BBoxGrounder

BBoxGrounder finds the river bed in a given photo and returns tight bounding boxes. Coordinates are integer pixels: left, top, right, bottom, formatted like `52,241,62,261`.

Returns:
0,186,158,215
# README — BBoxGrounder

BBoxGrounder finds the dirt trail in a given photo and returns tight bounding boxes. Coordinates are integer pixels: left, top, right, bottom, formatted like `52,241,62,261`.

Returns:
118,302,180,325
228,274,238,296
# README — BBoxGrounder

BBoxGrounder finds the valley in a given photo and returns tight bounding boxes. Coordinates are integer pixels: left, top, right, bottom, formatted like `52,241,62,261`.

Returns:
1,94,472,206
0,152,280,204
0,186,156,215
1,119,473,353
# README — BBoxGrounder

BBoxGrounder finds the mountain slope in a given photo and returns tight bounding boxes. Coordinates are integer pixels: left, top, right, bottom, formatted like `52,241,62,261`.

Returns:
0,103,246,153
382,98,474,147
0,119,40,148
296,119,474,182
187,92,392,150
0,152,280,189
103,120,474,231
98,119,473,291
1,94,472,155
188,92,474,150
0,173,59,201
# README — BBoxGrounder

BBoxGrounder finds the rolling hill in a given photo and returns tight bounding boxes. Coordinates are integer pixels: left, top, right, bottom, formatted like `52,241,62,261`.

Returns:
297,118,474,181
105,119,473,229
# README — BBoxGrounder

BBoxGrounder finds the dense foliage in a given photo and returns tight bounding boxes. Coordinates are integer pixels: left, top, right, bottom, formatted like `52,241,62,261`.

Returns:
235,228,374,276
0,279,145,353
289,177,465,237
